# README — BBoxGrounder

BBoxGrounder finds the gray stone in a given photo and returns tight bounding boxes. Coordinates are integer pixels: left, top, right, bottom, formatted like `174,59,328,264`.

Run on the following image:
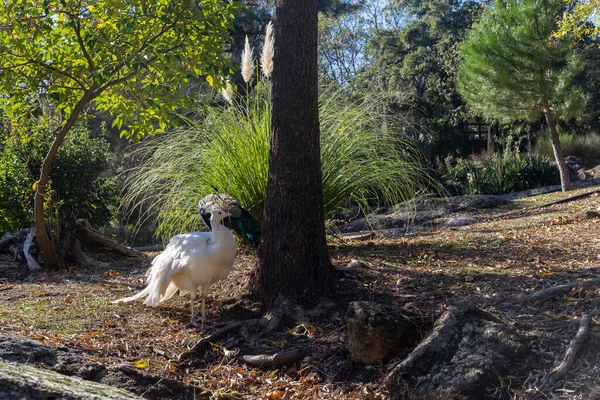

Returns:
442,216,478,227
336,195,509,233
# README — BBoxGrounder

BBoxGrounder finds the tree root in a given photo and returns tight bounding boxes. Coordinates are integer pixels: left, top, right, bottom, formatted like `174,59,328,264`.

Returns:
241,348,311,368
178,319,260,361
526,308,598,399
518,279,600,304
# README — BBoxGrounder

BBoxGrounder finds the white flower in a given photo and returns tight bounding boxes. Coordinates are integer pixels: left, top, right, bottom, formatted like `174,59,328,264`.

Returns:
241,36,254,83
260,21,274,78
221,80,234,104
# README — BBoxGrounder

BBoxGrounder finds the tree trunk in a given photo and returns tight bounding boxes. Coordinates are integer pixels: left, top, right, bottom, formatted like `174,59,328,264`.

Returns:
250,0,336,304
33,90,95,269
543,105,571,191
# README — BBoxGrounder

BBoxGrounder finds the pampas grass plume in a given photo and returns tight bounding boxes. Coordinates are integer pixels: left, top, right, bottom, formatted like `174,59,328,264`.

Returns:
261,21,274,78
241,36,254,83
221,80,234,104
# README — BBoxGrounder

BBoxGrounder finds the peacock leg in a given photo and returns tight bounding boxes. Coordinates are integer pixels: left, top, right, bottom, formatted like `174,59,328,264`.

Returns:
201,289,207,330
188,293,198,326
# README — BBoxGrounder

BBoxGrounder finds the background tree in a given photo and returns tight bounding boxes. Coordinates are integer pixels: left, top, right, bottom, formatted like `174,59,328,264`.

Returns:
250,0,337,304
355,0,481,161
0,0,241,267
457,0,587,191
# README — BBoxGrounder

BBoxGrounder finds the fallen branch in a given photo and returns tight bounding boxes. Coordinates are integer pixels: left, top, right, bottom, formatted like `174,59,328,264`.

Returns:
526,308,598,399
518,279,600,304
241,348,311,368
178,319,259,361
23,228,41,271
72,239,111,268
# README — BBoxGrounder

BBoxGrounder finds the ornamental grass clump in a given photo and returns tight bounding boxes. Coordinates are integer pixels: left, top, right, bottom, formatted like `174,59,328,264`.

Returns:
122,23,434,242
443,153,559,195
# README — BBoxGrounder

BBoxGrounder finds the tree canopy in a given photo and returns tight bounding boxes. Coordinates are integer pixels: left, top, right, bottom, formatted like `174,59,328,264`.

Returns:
0,0,241,139
457,0,588,191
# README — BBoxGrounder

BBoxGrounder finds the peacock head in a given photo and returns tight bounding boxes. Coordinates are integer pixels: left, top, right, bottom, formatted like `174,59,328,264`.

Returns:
210,209,231,224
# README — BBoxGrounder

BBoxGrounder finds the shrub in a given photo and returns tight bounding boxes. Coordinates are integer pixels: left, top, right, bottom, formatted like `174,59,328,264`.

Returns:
442,153,559,195
535,133,600,167
122,84,436,242
0,123,119,233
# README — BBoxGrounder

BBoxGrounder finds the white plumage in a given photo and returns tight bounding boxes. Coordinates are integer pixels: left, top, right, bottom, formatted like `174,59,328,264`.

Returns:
113,209,237,328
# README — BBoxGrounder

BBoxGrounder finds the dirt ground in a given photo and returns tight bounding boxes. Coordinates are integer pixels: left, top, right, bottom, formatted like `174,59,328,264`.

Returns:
1,185,600,399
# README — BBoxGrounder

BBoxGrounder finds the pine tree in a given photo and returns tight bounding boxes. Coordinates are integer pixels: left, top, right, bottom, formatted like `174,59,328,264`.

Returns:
457,0,587,191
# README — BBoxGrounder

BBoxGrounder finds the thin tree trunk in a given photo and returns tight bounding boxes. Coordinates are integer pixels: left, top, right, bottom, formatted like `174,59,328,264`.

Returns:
33,89,95,269
543,105,570,191
250,0,336,304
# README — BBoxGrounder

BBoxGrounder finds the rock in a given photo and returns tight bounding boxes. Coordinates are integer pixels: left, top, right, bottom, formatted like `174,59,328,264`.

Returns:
385,303,533,399
585,211,600,220
441,216,478,227
0,332,196,399
347,259,367,269
346,302,423,365
336,195,509,233
0,359,139,400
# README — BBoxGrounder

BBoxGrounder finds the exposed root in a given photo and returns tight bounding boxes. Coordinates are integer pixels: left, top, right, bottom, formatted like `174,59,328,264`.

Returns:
178,319,259,361
518,279,600,304
241,347,311,368
526,307,599,399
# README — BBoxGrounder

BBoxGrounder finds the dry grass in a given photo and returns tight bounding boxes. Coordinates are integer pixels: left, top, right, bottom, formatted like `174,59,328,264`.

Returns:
1,186,600,399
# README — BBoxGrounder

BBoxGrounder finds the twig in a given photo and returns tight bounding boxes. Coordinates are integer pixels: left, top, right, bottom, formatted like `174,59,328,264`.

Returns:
178,319,259,361
241,347,311,368
518,279,600,303
526,308,598,399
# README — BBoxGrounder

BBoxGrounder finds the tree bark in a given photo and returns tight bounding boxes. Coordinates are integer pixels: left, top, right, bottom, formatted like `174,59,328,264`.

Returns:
543,105,570,191
33,89,96,269
250,0,337,304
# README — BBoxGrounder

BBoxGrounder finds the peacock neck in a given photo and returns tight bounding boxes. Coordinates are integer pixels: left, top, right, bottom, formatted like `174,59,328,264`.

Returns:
210,221,226,239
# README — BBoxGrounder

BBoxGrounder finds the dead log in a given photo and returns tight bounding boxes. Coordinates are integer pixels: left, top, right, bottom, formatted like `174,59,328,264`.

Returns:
74,219,139,257
0,229,28,250
518,279,600,304
0,359,138,399
22,228,41,271
527,308,599,399
72,239,111,268
241,348,311,368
